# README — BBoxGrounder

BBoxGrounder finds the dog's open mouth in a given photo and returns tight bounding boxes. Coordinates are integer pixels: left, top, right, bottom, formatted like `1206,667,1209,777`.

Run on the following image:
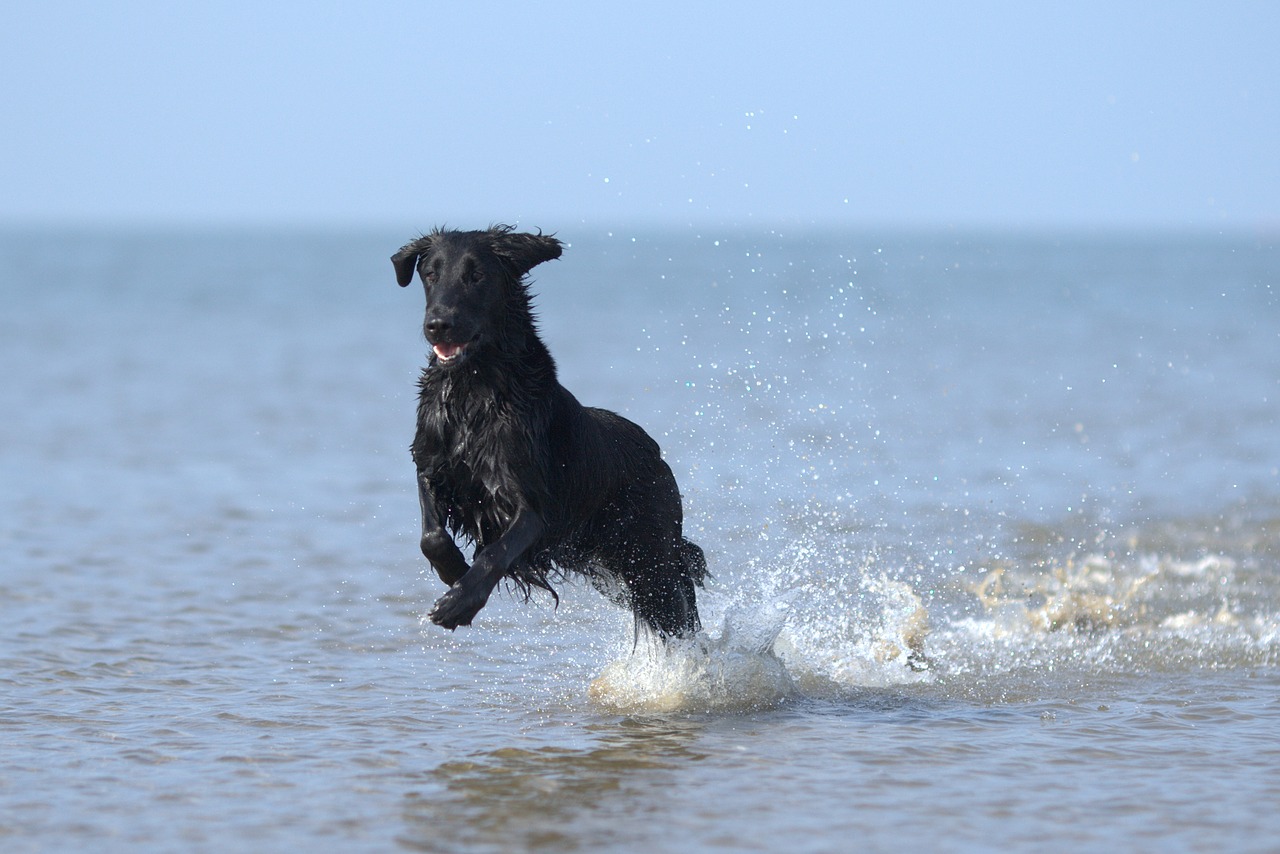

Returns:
433,342,468,364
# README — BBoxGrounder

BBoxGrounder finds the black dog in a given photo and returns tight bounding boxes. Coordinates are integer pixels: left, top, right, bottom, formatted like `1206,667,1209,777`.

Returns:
391,225,706,637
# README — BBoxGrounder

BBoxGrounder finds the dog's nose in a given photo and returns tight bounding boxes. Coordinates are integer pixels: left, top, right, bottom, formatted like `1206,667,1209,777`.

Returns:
425,317,453,341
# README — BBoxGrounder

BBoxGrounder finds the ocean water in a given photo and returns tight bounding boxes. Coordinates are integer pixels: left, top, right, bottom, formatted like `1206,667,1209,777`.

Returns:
2,226,1278,852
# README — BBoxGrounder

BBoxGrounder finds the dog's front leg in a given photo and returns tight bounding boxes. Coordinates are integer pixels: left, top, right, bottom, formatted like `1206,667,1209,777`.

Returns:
418,471,470,585
428,508,545,630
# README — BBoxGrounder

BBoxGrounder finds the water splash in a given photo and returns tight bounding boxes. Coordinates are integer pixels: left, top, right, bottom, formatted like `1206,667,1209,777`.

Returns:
970,555,1157,635
948,548,1280,674
588,551,933,713
967,552,1264,638
775,571,930,692
588,627,795,715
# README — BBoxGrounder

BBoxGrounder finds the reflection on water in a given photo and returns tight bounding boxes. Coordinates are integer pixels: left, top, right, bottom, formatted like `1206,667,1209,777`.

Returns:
401,720,706,852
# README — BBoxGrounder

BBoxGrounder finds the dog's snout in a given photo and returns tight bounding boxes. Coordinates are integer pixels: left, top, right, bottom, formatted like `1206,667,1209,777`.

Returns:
424,316,453,341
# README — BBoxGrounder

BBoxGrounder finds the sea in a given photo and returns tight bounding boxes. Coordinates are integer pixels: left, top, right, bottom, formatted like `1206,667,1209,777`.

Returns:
2,225,1278,852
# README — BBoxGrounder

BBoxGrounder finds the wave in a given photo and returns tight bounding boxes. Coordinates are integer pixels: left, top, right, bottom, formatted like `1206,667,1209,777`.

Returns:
948,550,1280,673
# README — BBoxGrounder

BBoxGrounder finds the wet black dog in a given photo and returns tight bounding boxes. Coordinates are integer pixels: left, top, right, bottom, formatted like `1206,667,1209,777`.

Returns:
391,225,706,637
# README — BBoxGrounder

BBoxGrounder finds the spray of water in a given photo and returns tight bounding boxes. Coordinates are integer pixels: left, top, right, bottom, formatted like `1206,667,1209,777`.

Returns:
588,539,934,714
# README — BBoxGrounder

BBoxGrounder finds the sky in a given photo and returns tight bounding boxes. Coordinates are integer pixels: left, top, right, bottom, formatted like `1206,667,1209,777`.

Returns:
2,1,1278,232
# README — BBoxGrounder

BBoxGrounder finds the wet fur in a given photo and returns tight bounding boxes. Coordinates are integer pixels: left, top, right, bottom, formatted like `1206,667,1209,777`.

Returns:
391,225,706,637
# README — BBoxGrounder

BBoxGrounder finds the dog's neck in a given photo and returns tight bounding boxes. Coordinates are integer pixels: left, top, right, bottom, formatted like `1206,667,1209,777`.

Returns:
423,329,559,409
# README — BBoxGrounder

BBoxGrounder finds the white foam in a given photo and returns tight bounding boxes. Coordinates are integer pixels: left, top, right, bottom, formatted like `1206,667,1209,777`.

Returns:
773,572,933,691
588,627,795,714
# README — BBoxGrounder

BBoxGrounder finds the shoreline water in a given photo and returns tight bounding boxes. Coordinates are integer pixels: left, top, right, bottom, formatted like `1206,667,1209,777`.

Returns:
2,227,1277,851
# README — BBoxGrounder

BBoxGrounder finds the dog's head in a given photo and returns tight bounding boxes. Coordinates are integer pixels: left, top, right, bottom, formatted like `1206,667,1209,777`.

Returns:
392,225,563,367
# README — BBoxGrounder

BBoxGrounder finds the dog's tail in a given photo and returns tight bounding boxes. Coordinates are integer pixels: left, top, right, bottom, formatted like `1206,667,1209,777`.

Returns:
680,538,708,587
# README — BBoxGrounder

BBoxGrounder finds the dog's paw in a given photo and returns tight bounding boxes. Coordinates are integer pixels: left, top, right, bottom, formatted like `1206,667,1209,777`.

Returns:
427,584,487,630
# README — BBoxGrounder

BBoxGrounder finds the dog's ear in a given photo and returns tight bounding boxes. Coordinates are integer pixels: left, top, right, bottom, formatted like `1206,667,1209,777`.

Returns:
391,236,433,287
492,230,563,277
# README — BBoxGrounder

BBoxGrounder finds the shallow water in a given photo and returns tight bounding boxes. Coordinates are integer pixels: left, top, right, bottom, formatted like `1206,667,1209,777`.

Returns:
2,227,1278,852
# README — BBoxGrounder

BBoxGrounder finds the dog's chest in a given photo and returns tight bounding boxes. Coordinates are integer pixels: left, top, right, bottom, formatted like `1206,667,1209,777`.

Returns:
416,379,539,499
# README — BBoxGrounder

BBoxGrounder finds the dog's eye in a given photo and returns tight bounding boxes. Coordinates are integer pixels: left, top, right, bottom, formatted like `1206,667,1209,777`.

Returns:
423,269,438,284
468,269,484,284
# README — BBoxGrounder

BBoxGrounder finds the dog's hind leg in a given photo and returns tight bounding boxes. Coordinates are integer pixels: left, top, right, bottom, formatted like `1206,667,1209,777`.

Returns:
614,541,704,638
680,538,708,587
632,566,702,638
418,472,470,585
428,508,546,630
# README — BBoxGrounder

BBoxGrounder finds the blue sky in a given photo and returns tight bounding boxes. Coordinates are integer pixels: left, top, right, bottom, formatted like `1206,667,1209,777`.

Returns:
2,2,1277,231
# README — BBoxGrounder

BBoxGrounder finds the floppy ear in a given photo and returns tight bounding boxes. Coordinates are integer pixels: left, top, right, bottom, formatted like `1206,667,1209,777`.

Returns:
391,236,433,287
492,230,563,277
